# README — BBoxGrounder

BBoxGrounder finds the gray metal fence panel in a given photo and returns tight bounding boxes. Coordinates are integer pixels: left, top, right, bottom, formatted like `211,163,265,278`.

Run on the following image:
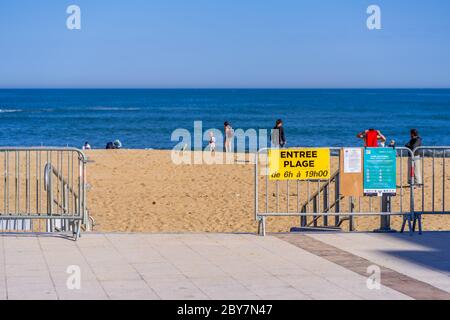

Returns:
410,146,450,233
0,148,88,240
255,147,416,236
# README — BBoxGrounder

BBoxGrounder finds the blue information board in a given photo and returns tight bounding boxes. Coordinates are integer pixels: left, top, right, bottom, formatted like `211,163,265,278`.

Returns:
363,148,397,196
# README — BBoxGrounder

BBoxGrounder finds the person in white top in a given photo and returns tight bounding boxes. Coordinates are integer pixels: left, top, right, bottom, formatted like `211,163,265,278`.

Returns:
82,141,91,150
208,131,216,154
224,121,234,153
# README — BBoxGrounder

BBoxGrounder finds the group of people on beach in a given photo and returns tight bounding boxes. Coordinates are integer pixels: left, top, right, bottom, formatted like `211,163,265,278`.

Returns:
207,121,239,154
81,140,122,150
208,121,423,184
208,120,422,154
355,128,422,151
208,119,287,153
357,128,424,185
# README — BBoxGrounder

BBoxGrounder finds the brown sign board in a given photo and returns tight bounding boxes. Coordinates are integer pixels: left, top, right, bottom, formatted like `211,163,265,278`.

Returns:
340,148,364,197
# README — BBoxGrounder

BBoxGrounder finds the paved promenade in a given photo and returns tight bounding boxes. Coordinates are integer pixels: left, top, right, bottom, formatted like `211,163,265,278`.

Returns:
0,232,449,300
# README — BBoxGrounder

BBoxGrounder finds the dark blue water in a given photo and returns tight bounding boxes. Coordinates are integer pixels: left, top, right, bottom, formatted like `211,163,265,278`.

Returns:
0,89,449,149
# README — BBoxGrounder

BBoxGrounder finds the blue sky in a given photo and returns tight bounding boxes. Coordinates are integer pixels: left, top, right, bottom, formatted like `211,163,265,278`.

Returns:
0,0,449,88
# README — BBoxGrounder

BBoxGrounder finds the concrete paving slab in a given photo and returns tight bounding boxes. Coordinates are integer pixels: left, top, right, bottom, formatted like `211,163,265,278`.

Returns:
307,232,450,294
1,232,449,299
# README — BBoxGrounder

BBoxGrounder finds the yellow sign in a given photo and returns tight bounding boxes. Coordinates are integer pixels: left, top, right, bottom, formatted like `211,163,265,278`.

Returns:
268,148,330,180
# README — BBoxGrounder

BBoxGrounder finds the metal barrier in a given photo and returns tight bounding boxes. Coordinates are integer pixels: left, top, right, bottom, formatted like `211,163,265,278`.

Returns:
412,146,450,234
255,147,416,236
0,148,88,240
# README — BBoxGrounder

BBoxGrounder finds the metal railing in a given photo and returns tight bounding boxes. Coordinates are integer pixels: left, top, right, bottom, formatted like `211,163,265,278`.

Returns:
411,146,450,233
255,147,415,236
0,148,88,240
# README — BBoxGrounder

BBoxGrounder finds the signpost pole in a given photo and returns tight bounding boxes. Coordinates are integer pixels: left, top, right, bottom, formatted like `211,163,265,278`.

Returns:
374,194,396,232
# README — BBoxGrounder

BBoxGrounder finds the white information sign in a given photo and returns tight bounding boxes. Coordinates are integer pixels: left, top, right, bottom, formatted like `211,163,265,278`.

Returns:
343,148,362,173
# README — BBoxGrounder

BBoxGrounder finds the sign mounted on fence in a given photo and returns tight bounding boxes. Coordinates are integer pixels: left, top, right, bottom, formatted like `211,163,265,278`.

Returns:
340,148,364,197
268,148,330,180
363,148,397,196
343,148,362,173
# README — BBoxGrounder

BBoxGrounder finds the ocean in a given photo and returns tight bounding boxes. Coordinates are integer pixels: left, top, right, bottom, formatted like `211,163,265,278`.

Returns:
0,89,449,150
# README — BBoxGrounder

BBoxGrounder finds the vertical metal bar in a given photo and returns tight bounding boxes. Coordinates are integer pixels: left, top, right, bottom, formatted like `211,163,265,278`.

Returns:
335,173,340,227
26,151,30,213
82,154,87,226
255,149,258,221
60,151,64,214
38,151,41,215
432,150,435,213
38,151,41,232
421,149,425,213
15,150,19,215
286,180,289,213
443,151,446,212
58,151,61,215
349,196,354,231
68,151,71,214
6,151,10,229
400,149,403,213
78,153,82,221
4,151,7,215
313,195,317,227
6,151,9,215
323,184,328,226
47,150,53,232
265,151,268,214
71,151,74,215
318,180,321,214
410,150,416,233
60,151,64,215
276,180,279,213
307,180,311,225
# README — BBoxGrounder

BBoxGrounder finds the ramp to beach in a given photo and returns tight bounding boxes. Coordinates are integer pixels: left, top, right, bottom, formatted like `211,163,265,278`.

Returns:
0,232,449,300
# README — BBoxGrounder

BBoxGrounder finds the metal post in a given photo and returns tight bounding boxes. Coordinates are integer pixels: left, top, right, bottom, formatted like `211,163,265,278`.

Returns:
335,173,340,227
374,194,395,232
323,184,328,226
254,150,258,222
313,196,317,227
348,196,354,231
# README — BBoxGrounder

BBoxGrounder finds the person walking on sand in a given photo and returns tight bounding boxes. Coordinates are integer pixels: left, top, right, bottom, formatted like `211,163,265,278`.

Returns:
271,119,286,148
405,128,423,185
208,131,216,154
356,129,386,147
224,121,234,153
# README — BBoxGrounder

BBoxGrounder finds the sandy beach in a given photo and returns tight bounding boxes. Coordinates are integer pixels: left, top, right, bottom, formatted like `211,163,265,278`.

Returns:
85,150,450,233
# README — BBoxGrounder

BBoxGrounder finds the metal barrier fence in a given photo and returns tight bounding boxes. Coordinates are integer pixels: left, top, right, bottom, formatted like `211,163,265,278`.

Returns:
412,146,450,233
0,148,88,240
254,147,416,236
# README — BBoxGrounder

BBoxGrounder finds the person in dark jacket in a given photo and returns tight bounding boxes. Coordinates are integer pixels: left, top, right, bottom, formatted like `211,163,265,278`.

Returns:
272,119,286,147
405,129,423,185
405,128,422,151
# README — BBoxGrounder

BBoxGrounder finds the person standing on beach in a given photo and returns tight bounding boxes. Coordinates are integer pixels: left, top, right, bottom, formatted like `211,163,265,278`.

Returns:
356,129,386,147
405,128,423,185
208,131,216,154
224,121,234,153
271,119,286,148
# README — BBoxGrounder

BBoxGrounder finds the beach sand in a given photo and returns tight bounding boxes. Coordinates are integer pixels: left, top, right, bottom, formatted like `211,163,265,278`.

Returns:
85,150,450,233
